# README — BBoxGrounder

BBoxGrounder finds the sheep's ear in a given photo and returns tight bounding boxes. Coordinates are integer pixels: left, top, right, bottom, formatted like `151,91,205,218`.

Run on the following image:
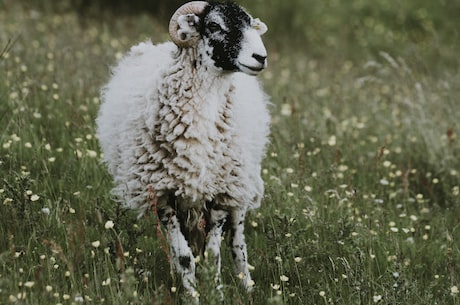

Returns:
174,14,201,46
251,18,267,35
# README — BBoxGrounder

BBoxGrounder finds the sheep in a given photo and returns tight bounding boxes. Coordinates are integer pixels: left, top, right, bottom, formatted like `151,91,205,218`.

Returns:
96,1,270,299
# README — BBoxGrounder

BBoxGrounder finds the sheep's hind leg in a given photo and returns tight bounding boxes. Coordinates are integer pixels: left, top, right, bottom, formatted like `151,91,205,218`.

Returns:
205,208,229,295
158,206,198,300
229,208,253,291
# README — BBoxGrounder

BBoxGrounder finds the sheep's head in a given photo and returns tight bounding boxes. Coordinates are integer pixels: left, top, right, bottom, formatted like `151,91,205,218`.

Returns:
169,1,268,76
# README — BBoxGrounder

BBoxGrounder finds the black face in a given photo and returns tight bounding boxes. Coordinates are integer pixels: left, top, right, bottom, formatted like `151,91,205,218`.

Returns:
198,2,251,71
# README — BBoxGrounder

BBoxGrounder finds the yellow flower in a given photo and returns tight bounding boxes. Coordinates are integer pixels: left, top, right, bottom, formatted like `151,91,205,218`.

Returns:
373,295,382,303
24,281,35,288
104,220,114,229
3,141,12,149
328,135,336,146
86,150,98,158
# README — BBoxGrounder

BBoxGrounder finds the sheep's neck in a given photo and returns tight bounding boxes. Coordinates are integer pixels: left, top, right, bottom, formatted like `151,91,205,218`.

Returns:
170,47,231,96
149,48,240,203
157,47,233,122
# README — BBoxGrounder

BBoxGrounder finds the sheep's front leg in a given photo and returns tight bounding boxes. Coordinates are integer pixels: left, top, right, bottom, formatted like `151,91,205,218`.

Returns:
229,208,253,291
205,208,228,292
158,206,198,300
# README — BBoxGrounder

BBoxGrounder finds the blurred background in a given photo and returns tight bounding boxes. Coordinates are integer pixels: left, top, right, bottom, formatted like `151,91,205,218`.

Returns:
16,0,460,71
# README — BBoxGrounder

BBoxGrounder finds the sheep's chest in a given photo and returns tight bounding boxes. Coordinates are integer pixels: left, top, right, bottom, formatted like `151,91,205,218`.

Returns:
141,82,245,206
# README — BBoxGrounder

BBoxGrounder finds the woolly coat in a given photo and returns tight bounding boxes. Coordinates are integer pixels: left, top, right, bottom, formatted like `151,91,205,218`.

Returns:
97,40,270,214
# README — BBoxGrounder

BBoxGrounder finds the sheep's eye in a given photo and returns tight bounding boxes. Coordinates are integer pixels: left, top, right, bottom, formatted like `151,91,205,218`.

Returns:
208,22,222,33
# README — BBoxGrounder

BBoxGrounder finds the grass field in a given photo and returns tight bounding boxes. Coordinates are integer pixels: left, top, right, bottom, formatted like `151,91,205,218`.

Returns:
1,0,459,304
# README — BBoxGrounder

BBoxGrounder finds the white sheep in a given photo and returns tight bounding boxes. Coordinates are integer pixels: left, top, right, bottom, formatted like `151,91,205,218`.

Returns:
96,1,270,298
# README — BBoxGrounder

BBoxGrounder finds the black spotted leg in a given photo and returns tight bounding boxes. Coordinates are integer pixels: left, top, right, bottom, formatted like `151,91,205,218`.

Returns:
229,208,254,291
158,205,198,300
205,208,229,292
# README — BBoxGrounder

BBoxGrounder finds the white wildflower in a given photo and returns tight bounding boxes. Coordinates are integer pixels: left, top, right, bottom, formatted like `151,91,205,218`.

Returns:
104,220,114,229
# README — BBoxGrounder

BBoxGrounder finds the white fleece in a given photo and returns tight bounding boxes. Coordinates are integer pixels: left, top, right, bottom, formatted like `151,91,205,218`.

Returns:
96,40,270,214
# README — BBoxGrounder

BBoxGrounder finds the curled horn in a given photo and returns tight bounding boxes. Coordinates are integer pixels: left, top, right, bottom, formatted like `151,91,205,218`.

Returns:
169,1,208,48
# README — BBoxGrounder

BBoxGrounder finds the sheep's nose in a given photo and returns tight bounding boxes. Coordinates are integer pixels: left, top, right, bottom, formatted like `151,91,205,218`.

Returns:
252,53,267,64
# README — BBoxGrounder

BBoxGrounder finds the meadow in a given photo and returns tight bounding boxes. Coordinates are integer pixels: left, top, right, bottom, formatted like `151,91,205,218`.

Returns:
1,0,459,304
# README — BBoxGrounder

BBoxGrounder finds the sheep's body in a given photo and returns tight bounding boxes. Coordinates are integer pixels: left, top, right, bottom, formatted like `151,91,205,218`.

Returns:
97,1,270,299
98,41,269,213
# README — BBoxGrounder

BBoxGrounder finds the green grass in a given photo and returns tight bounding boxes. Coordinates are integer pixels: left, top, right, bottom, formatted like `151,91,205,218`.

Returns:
1,1,459,304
